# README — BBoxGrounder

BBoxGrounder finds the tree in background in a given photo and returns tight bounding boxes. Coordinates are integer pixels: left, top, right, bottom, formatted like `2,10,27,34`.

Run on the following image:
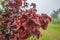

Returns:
51,8,60,19
51,8,60,24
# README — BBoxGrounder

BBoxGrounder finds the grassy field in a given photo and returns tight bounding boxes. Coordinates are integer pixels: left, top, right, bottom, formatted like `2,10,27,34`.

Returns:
27,23,60,40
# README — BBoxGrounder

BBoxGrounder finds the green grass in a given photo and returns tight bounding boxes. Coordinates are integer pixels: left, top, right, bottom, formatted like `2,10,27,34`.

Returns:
27,23,60,40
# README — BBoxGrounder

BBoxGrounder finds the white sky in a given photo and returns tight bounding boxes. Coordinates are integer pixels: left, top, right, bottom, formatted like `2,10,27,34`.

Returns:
27,0,60,15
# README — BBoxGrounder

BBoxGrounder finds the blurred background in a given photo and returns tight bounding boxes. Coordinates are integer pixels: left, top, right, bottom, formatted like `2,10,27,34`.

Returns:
0,0,60,40
27,0,60,40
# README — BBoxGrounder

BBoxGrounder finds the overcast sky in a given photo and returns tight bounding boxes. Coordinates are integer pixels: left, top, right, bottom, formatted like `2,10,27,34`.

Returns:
27,0,60,15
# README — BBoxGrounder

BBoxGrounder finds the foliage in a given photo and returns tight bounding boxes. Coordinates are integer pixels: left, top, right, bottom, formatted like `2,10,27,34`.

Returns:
0,0,51,40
